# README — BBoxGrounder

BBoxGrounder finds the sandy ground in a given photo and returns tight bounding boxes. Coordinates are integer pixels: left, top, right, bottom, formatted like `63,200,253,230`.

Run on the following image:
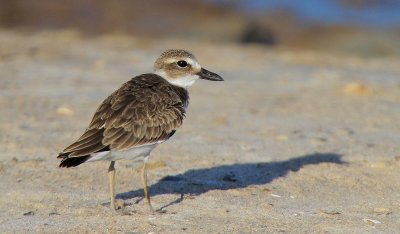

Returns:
0,30,400,233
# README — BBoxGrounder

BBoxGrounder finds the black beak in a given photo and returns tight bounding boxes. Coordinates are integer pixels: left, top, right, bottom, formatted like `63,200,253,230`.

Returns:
198,68,224,81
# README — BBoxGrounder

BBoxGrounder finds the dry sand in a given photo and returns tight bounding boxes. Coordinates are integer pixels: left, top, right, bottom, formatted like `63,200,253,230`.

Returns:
0,30,399,233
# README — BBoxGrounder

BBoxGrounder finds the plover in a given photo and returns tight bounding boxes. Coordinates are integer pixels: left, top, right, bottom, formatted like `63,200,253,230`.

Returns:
58,49,223,211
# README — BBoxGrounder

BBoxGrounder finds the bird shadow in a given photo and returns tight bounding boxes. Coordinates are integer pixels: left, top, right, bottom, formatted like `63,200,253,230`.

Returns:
117,153,345,211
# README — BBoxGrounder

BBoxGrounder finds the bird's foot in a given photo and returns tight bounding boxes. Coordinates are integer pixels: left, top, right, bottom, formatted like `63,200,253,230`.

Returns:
109,199,125,214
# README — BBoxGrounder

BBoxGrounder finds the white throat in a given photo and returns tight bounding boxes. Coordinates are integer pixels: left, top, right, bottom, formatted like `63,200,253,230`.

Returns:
155,70,198,88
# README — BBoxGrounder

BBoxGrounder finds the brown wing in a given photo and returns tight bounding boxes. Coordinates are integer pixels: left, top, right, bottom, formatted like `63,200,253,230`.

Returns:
58,74,188,161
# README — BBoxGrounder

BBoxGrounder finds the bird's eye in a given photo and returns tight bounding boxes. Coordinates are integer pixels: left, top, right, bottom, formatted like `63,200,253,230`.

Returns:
177,60,188,68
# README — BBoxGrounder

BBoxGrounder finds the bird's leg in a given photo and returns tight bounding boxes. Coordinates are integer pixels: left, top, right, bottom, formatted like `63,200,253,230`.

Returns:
141,156,154,212
108,161,117,210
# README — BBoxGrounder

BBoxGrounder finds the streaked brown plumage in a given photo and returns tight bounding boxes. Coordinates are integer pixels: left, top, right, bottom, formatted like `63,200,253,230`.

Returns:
57,49,223,212
58,74,188,165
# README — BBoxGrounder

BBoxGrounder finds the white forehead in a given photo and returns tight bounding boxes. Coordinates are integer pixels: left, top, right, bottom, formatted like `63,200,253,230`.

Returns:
187,58,201,69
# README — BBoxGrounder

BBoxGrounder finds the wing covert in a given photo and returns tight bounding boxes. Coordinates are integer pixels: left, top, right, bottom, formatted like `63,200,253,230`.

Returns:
59,74,188,157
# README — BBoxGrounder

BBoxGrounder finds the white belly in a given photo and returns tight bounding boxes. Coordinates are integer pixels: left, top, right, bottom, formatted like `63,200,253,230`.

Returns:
86,144,158,162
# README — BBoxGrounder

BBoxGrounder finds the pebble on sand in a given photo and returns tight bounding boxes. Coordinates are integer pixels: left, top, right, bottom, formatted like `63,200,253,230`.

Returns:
343,82,373,95
56,106,75,116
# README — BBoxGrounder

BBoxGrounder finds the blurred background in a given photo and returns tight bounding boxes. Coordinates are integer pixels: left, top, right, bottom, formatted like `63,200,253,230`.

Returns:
1,0,400,57
1,2,400,232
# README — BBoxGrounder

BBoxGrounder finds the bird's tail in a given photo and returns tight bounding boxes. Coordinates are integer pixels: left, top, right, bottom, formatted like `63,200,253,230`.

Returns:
58,152,91,168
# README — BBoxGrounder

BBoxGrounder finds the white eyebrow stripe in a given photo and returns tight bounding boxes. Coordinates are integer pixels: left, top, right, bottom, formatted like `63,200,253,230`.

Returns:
165,57,201,70
165,58,177,63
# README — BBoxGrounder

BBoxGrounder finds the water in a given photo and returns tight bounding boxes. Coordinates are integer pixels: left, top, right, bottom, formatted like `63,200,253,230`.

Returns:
217,0,400,27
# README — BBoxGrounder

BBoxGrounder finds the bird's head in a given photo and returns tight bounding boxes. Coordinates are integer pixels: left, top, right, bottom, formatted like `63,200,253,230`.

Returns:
154,49,223,88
